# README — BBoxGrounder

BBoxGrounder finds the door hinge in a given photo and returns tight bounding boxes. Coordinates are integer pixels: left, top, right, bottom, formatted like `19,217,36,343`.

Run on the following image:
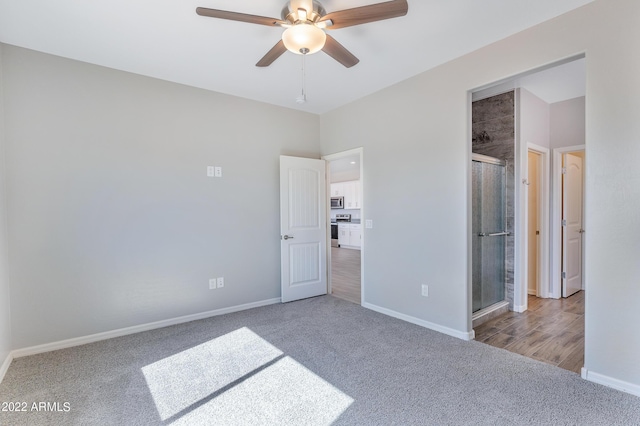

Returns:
561,219,567,226
562,167,567,174
562,272,566,279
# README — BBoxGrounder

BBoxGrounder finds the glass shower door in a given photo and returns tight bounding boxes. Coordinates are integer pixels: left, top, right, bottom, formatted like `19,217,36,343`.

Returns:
472,157,506,313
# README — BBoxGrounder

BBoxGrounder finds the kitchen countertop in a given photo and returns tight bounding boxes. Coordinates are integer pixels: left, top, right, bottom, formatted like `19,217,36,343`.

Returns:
331,219,361,224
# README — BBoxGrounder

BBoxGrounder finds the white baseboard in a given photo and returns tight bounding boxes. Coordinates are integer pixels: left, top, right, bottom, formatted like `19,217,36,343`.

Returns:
0,351,13,384
582,367,640,397
11,297,281,359
363,302,474,341
513,304,527,313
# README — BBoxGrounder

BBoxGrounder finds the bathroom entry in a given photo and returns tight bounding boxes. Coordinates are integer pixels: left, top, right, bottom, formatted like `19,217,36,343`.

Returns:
527,151,541,296
472,154,508,313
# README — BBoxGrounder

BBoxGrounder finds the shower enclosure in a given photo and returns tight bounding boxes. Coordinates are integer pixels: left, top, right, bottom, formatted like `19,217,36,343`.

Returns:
472,154,507,313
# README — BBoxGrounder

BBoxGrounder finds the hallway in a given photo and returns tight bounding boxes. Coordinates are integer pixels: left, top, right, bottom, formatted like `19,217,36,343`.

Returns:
474,292,585,373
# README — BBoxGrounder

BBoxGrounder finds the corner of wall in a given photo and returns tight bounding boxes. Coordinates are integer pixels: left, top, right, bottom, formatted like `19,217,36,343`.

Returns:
0,42,14,370
0,351,13,384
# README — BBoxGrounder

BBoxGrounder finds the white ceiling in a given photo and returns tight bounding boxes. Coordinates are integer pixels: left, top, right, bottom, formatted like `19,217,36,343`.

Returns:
330,155,360,178
473,57,586,104
0,0,592,114
516,58,586,104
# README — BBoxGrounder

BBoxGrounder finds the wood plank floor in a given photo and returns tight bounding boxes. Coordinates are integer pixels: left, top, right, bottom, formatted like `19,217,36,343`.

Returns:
474,291,585,374
330,247,361,304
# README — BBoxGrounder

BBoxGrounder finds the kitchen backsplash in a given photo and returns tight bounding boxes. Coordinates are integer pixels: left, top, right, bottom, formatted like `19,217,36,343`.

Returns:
331,209,361,220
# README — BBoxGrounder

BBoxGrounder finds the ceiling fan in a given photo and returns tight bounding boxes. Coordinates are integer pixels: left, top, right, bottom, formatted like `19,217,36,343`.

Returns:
196,0,408,68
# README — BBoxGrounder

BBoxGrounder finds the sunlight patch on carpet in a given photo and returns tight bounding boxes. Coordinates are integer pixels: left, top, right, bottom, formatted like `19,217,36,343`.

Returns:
169,356,354,425
142,327,353,424
142,327,283,420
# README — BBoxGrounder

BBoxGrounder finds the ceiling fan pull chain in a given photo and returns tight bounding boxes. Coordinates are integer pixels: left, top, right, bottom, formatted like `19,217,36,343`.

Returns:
297,50,308,103
302,52,306,98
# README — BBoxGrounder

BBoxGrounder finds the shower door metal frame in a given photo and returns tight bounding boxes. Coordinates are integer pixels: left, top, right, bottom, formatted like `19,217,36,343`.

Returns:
472,153,508,315
473,153,504,167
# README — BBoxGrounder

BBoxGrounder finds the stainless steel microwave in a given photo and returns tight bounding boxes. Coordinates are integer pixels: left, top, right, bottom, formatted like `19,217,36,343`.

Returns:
331,196,344,209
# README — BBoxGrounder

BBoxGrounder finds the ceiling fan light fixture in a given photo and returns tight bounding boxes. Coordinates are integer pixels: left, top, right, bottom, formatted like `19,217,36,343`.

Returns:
282,23,326,55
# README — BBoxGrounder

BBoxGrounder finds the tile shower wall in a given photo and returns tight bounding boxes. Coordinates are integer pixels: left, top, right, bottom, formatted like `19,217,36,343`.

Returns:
472,91,515,309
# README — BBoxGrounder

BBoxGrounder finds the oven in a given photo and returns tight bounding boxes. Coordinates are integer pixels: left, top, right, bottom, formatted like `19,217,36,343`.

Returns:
331,223,338,247
331,214,351,247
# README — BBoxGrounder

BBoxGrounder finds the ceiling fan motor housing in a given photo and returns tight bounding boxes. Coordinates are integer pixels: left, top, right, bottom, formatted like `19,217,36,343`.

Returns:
281,1,326,24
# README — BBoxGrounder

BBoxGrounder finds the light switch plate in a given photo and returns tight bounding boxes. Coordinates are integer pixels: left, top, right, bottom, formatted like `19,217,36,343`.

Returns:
207,166,215,177
365,220,373,229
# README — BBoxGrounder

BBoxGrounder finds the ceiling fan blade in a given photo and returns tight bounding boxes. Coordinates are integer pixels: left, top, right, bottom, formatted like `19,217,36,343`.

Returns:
256,40,288,67
196,7,285,27
319,0,408,30
322,35,359,68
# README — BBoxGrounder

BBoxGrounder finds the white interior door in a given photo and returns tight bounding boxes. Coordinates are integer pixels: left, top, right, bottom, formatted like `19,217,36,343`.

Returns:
562,153,583,297
280,155,327,303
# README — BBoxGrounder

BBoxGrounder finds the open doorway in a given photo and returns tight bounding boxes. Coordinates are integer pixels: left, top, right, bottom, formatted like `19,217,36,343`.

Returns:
527,144,550,299
471,57,586,374
323,148,363,305
528,151,540,297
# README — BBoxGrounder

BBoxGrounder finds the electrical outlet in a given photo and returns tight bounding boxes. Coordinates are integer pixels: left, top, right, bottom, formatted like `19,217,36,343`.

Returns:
209,279,217,290
214,166,222,177
217,277,224,288
421,284,429,297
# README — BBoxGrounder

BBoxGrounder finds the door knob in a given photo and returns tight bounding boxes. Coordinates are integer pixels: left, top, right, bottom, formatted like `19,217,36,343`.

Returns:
578,229,585,234
282,235,294,240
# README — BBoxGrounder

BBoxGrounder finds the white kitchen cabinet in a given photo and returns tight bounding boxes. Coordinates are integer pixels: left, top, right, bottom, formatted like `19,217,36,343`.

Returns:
332,180,361,209
338,223,350,246
338,223,361,249
349,224,362,248
330,182,344,197
343,181,356,209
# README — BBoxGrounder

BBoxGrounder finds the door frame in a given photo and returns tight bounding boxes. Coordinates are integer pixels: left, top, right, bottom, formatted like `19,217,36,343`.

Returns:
551,145,585,298
525,143,551,298
322,147,364,305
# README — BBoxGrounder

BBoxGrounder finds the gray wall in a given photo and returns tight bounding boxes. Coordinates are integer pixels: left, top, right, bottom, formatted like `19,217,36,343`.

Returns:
2,45,320,348
0,44,12,363
550,97,586,148
320,0,640,388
